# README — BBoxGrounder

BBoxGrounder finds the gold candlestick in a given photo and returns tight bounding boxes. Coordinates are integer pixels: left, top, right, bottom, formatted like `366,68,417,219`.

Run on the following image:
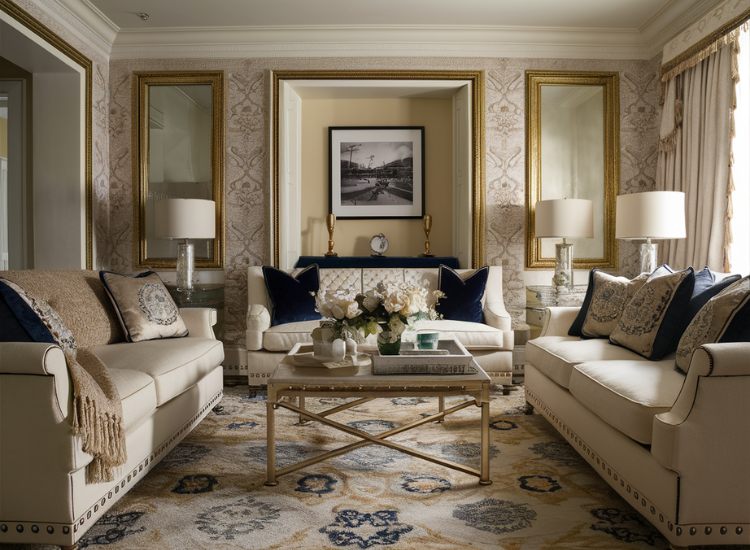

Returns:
325,213,338,257
418,214,435,257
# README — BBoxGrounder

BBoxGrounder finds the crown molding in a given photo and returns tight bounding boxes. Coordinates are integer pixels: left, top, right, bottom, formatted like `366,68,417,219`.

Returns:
641,0,726,59
109,25,656,60
32,0,114,58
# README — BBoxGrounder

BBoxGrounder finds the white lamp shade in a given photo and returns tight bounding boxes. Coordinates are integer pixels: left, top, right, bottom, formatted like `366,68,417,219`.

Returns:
154,199,216,239
615,191,686,239
535,199,594,238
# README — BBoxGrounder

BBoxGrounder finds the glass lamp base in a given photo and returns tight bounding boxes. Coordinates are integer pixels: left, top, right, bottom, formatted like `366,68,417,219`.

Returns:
552,242,574,290
176,242,195,292
639,242,658,274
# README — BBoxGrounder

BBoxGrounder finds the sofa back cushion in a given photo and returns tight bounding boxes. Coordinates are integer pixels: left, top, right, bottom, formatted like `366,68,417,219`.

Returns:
0,270,125,347
248,266,502,320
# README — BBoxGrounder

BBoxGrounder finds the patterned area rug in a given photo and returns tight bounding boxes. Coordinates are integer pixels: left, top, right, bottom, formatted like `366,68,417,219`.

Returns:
4,385,745,550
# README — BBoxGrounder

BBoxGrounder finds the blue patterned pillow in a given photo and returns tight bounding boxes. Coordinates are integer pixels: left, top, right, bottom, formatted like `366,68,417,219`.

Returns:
435,265,488,323
262,264,321,326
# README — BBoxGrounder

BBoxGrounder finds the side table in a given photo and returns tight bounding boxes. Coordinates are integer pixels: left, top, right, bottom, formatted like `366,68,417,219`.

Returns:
166,284,225,339
525,285,587,339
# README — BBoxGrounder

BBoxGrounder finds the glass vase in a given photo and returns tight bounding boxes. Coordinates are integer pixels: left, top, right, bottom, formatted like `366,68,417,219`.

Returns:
377,330,402,355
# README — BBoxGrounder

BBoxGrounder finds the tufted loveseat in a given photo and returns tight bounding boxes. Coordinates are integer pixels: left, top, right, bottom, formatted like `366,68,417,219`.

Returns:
0,270,224,549
246,266,514,386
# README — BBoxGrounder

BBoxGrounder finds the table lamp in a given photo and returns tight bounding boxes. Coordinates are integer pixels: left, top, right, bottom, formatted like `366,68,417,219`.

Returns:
154,198,216,292
615,191,685,274
535,198,594,289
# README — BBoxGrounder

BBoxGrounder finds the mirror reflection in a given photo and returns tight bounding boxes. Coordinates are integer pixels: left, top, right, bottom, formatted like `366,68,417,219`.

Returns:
540,85,604,259
133,71,224,270
525,71,619,271
147,84,213,260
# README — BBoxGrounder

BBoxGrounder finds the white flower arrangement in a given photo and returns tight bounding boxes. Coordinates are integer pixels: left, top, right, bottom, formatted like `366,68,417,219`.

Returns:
313,281,444,344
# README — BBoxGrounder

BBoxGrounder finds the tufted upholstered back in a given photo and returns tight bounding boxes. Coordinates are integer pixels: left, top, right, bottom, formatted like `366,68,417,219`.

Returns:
248,266,504,314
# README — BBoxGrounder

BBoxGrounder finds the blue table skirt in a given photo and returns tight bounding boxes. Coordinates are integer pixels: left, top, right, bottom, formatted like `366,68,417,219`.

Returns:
294,256,460,269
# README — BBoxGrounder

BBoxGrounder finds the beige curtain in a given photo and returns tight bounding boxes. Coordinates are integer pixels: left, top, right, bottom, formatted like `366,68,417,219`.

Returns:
656,41,737,271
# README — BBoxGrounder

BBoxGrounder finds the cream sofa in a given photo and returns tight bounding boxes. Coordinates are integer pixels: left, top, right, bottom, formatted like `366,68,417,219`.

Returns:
525,306,749,549
246,266,514,385
0,270,224,549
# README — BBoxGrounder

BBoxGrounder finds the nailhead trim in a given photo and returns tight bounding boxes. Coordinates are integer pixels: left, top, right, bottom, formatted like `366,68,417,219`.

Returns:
522,388,750,545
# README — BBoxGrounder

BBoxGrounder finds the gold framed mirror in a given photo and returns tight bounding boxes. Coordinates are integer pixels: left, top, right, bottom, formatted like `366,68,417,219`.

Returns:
525,71,619,271
133,71,225,270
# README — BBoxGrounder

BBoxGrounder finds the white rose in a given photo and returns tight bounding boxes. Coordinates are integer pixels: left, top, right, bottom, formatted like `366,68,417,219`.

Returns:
384,291,407,314
346,301,362,319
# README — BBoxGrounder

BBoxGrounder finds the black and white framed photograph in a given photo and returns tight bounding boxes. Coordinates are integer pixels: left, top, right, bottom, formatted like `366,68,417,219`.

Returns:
329,126,425,219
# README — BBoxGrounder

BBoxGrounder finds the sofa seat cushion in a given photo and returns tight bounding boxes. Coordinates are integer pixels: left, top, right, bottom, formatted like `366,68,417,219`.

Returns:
263,319,507,352
414,320,506,350
569,359,685,444
90,338,224,406
526,336,649,389
106,368,157,431
263,320,320,351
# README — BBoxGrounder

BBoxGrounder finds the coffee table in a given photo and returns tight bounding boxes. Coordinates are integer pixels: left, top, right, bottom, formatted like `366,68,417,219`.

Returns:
265,343,492,486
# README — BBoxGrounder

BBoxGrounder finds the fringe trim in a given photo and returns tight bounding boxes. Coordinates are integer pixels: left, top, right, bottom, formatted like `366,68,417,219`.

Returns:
660,88,683,153
660,21,749,105
72,390,128,483
724,34,741,274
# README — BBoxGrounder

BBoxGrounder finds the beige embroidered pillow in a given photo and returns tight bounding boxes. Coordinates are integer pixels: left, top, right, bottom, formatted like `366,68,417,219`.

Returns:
100,271,188,343
581,272,649,338
610,268,695,359
675,276,750,373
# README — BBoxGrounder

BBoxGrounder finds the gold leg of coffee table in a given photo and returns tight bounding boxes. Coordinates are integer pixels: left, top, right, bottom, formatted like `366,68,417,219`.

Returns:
479,398,492,485
298,395,310,424
265,398,278,486
437,396,445,423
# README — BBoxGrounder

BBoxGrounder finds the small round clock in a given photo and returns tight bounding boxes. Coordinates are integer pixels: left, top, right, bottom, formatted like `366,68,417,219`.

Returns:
370,233,389,256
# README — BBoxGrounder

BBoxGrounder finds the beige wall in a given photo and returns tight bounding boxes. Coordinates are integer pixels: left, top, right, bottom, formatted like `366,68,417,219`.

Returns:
300,97,453,257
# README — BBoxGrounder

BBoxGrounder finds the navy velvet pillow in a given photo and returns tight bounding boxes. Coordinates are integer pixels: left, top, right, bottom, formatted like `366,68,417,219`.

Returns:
568,267,599,337
0,280,56,343
262,264,322,326
647,267,696,360
435,265,488,323
664,272,742,356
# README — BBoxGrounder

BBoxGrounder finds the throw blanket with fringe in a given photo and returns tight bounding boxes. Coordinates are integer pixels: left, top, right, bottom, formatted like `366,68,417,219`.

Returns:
0,275,127,483
68,349,127,483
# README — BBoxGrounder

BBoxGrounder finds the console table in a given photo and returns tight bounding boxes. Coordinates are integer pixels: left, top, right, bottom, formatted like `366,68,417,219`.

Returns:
294,256,459,269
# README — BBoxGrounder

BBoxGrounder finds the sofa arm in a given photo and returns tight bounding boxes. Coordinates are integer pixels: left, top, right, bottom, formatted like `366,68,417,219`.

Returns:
180,307,217,339
651,343,750,524
483,302,511,332
539,307,580,337
246,303,271,351
0,342,70,417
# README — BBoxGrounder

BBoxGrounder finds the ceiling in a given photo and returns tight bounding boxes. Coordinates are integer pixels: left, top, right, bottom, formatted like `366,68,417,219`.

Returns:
65,0,724,59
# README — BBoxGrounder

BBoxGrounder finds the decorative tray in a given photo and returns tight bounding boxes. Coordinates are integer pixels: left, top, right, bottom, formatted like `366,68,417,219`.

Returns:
287,350,371,370
372,338,477,375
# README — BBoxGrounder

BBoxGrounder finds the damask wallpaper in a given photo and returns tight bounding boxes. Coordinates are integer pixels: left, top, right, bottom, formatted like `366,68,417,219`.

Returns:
107,55,661,361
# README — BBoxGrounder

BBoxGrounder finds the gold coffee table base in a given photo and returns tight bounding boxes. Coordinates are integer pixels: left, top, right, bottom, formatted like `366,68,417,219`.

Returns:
265,346,492,486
